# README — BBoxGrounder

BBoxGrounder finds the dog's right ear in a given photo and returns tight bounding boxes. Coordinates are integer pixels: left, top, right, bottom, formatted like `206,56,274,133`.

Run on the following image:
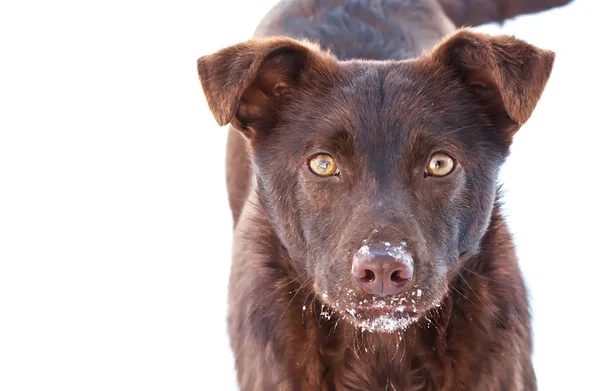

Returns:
197,38,337,137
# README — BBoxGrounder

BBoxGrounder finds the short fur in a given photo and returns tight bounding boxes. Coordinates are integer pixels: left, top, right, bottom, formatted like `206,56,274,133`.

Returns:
197,1,570,390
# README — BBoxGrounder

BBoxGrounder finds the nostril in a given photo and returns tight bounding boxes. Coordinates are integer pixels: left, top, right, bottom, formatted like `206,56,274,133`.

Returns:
361,269,376,283
390,270,404,284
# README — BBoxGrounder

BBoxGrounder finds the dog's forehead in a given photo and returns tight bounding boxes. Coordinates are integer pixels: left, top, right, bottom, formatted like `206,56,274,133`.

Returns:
338,60,425,101
278,60,464,158
330,61,437,141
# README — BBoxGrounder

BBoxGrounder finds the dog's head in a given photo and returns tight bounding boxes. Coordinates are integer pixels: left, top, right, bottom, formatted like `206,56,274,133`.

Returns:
197,30,554,332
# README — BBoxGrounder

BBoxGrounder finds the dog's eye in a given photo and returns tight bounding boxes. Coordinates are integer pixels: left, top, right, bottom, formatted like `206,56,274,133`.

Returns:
308,154,339,177
426,152,455,177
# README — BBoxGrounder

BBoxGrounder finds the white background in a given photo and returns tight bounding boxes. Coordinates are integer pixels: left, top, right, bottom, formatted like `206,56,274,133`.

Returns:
1,1,598,390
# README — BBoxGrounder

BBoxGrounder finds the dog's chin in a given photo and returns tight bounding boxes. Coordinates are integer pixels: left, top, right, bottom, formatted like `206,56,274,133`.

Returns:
318,285,445,333
343,304,420,333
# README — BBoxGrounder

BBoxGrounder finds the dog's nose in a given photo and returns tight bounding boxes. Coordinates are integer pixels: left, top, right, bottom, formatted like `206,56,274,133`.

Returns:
351,243,414,297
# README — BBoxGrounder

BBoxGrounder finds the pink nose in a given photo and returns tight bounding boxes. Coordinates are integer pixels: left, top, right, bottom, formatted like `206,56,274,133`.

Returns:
351,243,414,297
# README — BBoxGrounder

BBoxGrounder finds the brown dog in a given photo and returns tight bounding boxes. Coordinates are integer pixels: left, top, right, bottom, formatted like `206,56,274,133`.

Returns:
197,1,571,389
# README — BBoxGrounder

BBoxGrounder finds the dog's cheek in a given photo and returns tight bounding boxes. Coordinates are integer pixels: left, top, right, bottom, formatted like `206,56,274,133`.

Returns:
297,176,362,301
314,257,355,307
415,259,451,312
456,170,498,254
298,178,341,240
302,209,338,279
413,187,459,256
303,217,351,300
410,176,467,294
255,165,312,264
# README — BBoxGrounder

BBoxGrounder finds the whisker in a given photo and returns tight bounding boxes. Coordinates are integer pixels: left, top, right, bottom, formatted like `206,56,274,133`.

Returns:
330,317,342,337
269,276,311,337
461,265,502,283
430,314,446,337
459,273,504,326
352,327,360,360
398,335,406,364
449,284,473,304
278,271,308,290
311,294,319,325
301,291,313,325
390,333,401,361
344,326,355,355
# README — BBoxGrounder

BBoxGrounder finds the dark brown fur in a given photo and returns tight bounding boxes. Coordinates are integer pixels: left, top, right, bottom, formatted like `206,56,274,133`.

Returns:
197,1,569,389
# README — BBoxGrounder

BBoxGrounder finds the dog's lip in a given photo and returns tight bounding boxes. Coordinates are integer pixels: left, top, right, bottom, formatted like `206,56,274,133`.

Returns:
329,288,424,317
345,303,409,317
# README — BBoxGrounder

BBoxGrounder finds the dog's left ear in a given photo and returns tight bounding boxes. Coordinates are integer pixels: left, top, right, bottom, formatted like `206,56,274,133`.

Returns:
428,29,555,137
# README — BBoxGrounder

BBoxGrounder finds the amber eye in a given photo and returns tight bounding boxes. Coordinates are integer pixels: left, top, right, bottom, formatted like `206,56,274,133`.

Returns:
308,154,339,177
426,152,455,177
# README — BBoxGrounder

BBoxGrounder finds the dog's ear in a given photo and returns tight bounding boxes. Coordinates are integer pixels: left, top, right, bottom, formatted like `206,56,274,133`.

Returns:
197,37,337,137
429,29,555,137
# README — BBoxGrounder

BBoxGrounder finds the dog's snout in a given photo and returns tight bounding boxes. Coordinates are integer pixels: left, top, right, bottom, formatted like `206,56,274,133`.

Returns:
351,242,414,297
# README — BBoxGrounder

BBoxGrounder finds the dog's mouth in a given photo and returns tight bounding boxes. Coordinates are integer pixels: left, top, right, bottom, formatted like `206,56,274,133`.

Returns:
320,288,437,333
344,297,420,333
